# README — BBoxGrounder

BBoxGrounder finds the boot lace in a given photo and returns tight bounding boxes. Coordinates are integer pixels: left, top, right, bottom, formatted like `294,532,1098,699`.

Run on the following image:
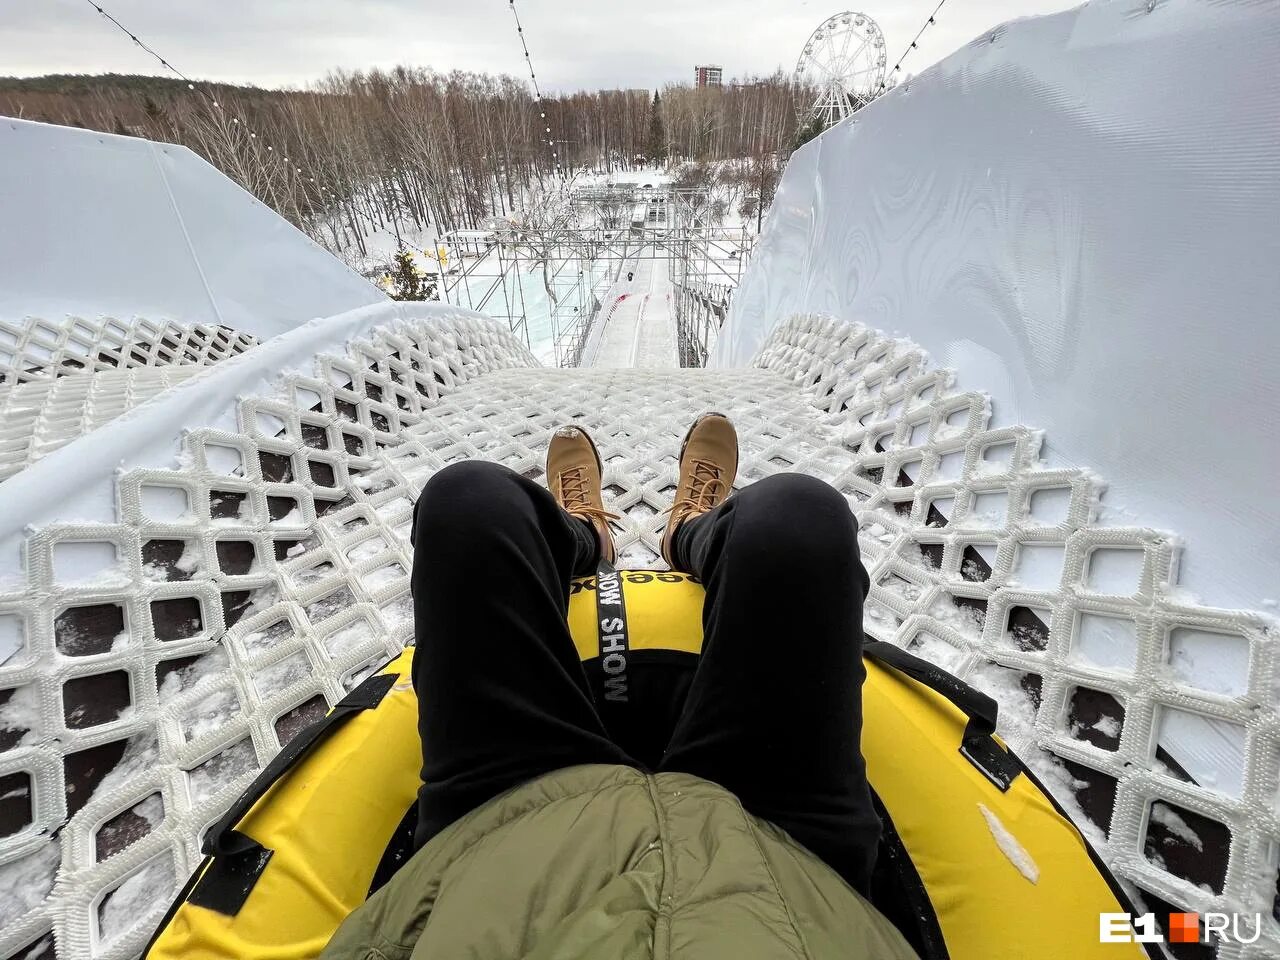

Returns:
669,458,726,520
559,467,619,523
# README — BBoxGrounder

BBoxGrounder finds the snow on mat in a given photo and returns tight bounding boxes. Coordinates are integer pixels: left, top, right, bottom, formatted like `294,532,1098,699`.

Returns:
0,309,1277,958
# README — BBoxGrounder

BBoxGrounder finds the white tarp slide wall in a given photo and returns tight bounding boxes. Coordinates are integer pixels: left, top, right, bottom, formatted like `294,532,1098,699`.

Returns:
0,119,386,338
718,0,1280,614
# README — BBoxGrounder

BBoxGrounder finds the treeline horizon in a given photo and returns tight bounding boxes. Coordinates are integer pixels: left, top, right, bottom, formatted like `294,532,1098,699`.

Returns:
0,68,814,268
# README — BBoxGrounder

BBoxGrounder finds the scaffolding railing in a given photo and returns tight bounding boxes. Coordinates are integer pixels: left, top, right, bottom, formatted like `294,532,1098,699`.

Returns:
433,212,752,368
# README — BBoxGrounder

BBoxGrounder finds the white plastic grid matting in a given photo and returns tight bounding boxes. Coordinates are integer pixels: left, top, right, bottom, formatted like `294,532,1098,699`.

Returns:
0,311,1275,959
0,316,257,386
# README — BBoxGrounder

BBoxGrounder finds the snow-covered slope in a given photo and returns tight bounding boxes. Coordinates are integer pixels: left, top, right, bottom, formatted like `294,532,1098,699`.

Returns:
719,0,1280,614
0,119,386,339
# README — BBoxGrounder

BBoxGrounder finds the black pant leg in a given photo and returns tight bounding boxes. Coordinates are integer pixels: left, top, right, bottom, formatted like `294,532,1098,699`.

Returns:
659,473,881,894
410,460,635,848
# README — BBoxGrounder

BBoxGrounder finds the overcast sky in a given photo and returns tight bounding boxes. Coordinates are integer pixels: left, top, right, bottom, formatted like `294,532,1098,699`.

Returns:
2,0,1078,92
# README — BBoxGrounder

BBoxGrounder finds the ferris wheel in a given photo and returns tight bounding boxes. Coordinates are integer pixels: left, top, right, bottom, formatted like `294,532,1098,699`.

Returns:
794,12,888,128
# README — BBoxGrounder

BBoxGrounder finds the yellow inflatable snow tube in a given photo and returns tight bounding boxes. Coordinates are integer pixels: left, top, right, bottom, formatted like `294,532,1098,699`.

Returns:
147,572,1149,960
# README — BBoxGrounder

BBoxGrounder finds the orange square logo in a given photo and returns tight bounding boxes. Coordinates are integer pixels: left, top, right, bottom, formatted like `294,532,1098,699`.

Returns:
1168,913,1200,943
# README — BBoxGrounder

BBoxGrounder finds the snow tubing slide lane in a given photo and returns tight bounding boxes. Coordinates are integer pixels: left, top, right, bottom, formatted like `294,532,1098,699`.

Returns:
146,570,1153,960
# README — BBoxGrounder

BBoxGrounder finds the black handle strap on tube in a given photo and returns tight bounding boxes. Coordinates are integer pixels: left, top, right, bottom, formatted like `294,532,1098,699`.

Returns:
203,668,398,857
142,664,402,934
863,639,1021,791
170,667,400,920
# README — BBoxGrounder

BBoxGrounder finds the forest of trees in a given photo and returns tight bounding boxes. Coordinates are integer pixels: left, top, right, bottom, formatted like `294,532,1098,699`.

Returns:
0,69,815,269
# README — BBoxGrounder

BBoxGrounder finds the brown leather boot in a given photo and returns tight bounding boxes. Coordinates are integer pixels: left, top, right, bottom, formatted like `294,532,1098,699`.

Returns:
546,425,618,565
661,413,739,569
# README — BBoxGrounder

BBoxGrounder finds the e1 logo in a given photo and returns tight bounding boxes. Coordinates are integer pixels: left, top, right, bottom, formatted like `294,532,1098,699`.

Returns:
1100,912,1261,945
1100,913,1163,943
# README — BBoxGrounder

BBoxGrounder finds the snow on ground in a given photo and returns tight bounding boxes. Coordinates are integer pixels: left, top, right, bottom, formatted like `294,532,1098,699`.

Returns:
323,164,754,365
338,179,655,363
347,223,446,278
338,231,608,365
573,165,672,189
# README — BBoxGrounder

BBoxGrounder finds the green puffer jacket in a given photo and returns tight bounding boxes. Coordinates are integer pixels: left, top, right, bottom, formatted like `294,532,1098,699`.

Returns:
321,764,918,960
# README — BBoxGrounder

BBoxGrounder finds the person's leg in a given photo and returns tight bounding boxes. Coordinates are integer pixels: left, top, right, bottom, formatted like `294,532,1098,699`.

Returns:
659,472,882,894
410,459,633,848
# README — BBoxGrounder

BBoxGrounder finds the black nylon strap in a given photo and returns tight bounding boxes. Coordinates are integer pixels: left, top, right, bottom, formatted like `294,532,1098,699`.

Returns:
187,833,273,915
864,640,1020,791
203,669,398,856
959,716,1022,791
593,560,632,705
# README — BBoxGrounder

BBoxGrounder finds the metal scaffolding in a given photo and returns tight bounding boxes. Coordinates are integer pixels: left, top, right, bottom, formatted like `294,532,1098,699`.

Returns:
433,183,753,368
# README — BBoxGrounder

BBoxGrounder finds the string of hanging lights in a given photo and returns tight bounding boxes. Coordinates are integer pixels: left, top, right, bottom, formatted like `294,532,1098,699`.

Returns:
80,0,342,208
879,0,950,92
506,0,567,180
